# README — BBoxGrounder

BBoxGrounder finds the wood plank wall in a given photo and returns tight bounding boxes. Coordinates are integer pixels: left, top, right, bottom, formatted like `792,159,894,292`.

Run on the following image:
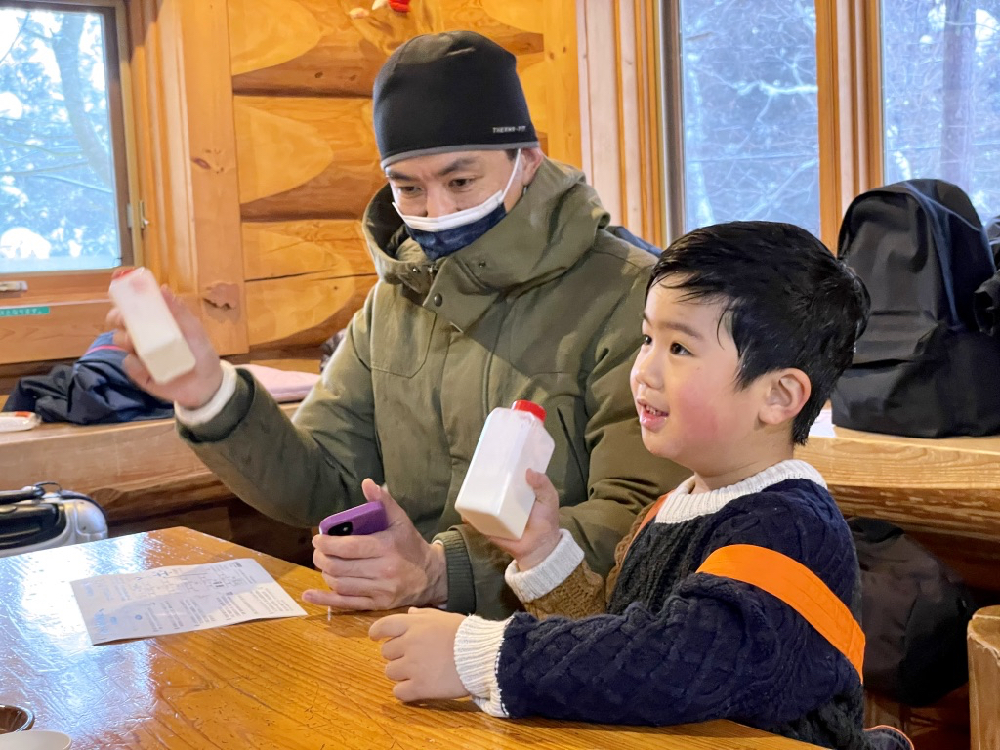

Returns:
226,0,582,359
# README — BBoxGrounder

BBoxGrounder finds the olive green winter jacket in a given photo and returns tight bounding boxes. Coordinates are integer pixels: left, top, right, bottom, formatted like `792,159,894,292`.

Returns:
180,159,686,618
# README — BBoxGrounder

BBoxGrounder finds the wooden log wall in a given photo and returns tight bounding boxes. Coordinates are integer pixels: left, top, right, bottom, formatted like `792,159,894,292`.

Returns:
226,0,582,357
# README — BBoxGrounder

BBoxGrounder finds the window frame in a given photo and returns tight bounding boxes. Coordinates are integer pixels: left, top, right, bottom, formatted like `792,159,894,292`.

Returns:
661,0,866,250
0,0,247,367
815,0,883,251
664,0,905,251
580,0,899,254
0,0,143,365
577,0,667,248
0,0,141,280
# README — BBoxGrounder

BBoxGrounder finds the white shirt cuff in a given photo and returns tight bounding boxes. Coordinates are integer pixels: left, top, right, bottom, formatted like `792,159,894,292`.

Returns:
504,528,584,603
174,360,238,426
454,615,510,718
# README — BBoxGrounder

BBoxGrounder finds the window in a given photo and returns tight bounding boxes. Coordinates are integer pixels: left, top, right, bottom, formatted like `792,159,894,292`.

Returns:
673,1,821,236
647,1,1000,247
0,0,244,368
880,0,1000,223
0,0,134,275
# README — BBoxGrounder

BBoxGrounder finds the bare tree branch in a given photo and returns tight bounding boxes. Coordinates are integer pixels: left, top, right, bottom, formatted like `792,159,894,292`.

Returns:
22,172,112,193
941,0,977,186
2,159,90,175
0,136,82,157
0,17,26,66
50,13,112,187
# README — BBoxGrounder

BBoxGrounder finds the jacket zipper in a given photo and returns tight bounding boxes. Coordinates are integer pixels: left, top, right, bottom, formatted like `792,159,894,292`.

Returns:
482,295,512,421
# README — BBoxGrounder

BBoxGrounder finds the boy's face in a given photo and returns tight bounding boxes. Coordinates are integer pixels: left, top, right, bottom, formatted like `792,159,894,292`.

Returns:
630,282,772,478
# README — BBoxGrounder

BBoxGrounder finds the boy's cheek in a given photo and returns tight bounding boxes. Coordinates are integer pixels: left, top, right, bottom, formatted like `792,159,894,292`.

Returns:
673,387,723,442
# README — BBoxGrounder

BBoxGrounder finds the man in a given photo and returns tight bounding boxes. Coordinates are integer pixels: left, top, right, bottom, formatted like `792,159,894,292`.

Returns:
109,30,685,618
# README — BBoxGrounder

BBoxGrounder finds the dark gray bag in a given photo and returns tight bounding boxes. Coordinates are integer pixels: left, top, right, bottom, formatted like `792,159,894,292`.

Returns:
850,518,977,706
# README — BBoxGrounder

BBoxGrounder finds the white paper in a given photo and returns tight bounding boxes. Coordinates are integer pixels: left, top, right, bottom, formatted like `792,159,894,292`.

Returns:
70,559,307,645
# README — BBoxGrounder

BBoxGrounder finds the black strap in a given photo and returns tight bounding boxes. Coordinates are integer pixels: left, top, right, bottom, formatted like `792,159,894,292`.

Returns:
0,482,103,514
0,486,45,505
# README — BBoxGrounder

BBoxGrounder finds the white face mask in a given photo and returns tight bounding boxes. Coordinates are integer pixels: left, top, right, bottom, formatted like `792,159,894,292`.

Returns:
393,150,522,232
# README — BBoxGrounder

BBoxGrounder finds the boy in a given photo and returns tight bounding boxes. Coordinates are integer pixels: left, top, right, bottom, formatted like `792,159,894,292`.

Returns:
369,222,910,750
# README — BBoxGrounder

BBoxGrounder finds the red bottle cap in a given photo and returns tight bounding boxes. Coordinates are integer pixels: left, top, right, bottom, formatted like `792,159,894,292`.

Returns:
512,400,546,422
110,267,138,280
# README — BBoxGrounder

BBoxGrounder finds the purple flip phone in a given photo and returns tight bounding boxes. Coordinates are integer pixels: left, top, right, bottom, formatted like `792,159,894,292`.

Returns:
319,503,388,536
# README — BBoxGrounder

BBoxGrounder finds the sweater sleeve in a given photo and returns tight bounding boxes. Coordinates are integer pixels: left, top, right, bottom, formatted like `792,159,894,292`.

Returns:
488,491,862,727
512,506,650,620
454,509,654,712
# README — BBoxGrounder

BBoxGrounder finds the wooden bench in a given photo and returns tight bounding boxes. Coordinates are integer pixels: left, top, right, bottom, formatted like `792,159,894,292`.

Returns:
797,414,1000,593
0,402,312,564
969,606,1000,750
5,405,997,589
797,413,1000,750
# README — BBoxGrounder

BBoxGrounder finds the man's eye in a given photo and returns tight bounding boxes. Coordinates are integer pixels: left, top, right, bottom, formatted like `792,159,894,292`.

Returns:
670,342,689,355
396,185,420,195
450,178,474,189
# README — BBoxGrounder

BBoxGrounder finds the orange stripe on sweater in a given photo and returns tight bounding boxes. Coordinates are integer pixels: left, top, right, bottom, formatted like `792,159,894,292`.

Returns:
696,544,865,680
620,495,669,564
636,495,668,537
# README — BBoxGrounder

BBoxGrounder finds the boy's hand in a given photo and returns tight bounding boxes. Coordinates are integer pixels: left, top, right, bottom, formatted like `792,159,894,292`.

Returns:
479,469,562,570
368,608,468,702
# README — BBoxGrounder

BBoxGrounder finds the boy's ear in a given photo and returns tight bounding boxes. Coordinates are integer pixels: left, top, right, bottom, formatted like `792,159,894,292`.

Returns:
758,368,811,427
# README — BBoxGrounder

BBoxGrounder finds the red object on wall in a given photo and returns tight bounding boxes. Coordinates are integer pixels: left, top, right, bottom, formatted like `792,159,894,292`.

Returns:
388,0,410,11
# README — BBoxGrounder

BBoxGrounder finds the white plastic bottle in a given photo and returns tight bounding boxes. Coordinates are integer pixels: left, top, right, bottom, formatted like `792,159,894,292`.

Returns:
455,400,556,540
108,268,196,384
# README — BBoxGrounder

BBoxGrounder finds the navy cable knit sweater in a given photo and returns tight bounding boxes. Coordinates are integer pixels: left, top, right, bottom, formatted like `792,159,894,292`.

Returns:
491,478,871,749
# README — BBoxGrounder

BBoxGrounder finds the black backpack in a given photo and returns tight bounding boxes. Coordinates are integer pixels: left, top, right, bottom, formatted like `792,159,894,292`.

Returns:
850,518,977,706
832,179,1000,437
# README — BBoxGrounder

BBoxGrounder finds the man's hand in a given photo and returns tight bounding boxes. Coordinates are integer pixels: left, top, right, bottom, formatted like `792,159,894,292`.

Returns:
105,286,224,410
303,479,448,610
478,469,562,570
368,608,468,702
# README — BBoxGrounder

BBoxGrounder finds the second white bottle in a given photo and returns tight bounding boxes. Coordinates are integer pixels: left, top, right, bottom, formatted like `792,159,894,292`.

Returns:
455,400,556,541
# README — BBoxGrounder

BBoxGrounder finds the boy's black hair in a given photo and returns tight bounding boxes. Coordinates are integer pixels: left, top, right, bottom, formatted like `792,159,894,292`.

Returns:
648,221,870,444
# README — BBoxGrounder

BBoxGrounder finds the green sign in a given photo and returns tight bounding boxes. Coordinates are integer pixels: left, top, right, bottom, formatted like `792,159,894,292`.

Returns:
0,306,50,318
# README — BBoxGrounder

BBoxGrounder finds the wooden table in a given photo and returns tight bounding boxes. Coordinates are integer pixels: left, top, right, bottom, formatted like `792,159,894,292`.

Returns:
0,528,819,749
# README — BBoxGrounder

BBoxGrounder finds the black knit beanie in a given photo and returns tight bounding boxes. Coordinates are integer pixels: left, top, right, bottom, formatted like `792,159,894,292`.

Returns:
373,30,539,168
